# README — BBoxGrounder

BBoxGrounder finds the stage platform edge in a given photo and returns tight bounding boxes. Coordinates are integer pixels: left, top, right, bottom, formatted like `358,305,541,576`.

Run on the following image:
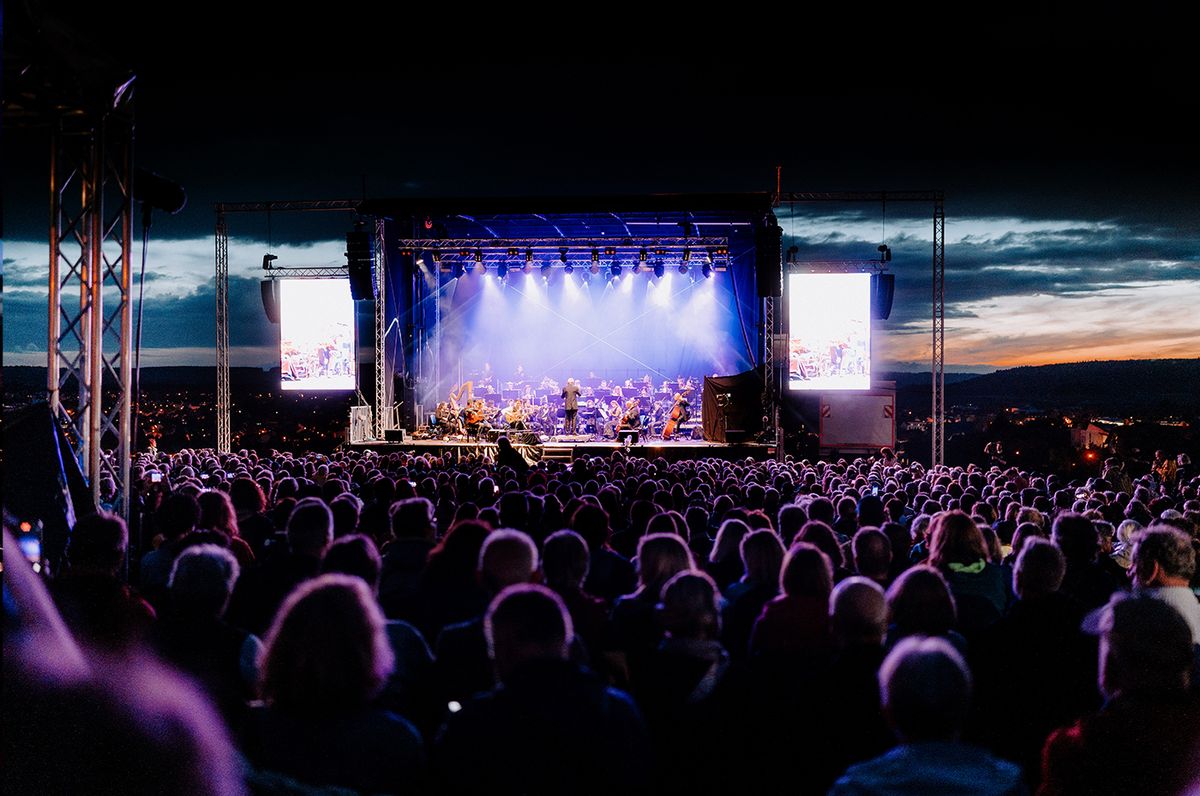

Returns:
348,437,773,463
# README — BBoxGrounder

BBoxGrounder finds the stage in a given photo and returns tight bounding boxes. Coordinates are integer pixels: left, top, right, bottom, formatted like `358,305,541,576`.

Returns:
348,436,774,464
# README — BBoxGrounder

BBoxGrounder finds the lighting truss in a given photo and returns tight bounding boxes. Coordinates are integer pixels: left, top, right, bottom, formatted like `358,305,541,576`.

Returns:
396,236,732,273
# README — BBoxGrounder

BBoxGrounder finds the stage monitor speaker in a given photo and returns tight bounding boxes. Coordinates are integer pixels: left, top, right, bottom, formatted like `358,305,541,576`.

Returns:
384,428,407,442
724,429,750,443
348,264,375,301
755,222,782,298
871,273,895,320
260,279,279,323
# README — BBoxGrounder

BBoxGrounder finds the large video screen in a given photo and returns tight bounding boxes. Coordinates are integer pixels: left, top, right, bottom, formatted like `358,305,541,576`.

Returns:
279,279,356,391
787,272,871,390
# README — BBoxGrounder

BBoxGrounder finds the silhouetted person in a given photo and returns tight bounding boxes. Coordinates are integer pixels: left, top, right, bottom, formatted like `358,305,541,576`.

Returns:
830,637,1023,795
1130,524,1200,643
226,497,333,635
1040,594,1200,795
244,574,424,793
154,544,262,730
1052,512,1121,612
971,539,1098,788
52,511,155,650
720,528,784,660
434,584,650,795
379,496,437,620
435,529,539,704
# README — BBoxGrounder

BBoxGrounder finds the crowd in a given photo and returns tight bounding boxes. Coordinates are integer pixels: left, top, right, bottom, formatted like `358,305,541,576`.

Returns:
6,444,1200,795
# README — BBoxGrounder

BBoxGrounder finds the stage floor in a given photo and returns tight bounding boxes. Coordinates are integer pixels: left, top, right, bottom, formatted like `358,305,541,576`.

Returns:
349,436,773,463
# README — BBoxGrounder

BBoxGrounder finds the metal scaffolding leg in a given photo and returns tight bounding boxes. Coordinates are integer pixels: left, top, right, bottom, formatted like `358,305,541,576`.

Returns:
932,196,946,467
762,295,779,455
216,214,231,452
374,217,387,439
47,103,133,518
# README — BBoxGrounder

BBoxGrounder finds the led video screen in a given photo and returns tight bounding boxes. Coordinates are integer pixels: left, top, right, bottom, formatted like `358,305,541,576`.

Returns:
279,279,356,391
787,273,871,391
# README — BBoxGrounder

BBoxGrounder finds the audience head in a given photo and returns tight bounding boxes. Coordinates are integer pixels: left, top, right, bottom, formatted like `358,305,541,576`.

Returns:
740,529,786,587
880,636,973,743
285,497,334,558
485,584,573,682
709,518,750,565
852,527,892,582
1013,538,1066,599
479,528,539,594
927,511,987,570
389,496,435,541
320,534,383,594
158,493,200,541
1091,593,1193,699
779,541,834,599
657,570,721,640
636,533,695,597
67,511,128,576
542,530,591,591
168,544,239,618
1131,525,1196,588
1051,512,1099,564
886,565,957,637
259,573,393,717
830,576,888,647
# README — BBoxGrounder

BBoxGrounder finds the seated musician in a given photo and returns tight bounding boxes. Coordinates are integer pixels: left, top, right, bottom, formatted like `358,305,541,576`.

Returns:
504,398,528,430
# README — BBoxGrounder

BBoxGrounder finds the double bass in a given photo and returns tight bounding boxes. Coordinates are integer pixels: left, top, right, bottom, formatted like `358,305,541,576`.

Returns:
661,393,690,440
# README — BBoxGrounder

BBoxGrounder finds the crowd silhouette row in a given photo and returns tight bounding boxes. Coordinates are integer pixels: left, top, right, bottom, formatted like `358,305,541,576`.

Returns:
6,444,1200,795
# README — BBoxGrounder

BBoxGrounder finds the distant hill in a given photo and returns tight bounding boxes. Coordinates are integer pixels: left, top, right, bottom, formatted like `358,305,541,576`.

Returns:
947,359,1200,413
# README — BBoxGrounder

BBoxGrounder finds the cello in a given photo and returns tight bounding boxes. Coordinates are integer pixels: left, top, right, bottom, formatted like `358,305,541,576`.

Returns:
661,393,690,440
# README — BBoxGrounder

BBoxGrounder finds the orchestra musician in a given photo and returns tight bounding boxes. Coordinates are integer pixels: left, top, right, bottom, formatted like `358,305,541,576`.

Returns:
661,392,691,440
504,398,530,430
616,399,641,444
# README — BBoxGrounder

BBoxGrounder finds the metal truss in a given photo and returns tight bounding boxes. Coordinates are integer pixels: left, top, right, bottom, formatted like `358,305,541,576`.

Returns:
216,214,231,452
932,201,946,467
215,199,358,213
392,236,730,251
762,295,778,455
776,190,946,466
262,266,350,279
47,96,134,516
374,218,388,439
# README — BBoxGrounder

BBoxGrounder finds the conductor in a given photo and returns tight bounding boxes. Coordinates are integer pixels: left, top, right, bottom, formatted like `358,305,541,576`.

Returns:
561,377,581,434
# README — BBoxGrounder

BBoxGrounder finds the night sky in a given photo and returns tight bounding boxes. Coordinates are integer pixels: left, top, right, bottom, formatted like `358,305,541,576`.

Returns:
5,12,1198,371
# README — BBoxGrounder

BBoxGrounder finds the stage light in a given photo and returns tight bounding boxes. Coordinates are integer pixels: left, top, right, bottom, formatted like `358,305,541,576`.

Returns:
678,264,689,275
451,263,464,278
654,247,667,256
400,248,414,257
604,246,617,257
639,249,648,263
262,253,278,270
560,248,569,263
526,249,534,265
714,245,728,257
653,262,665,279
459,249,471,258
610,263,621,277
498,263,508,279
474,249,483,263
591,249,600,264
432,252,441,263
541,263,552,278
590,261,600,275
701,263,712,279
508,247,520,257
878,244,892,262
564,263,574,274
683,248,692,262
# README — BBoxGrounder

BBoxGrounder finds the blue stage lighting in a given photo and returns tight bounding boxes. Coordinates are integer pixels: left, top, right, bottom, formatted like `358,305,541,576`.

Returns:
610,263,621,277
